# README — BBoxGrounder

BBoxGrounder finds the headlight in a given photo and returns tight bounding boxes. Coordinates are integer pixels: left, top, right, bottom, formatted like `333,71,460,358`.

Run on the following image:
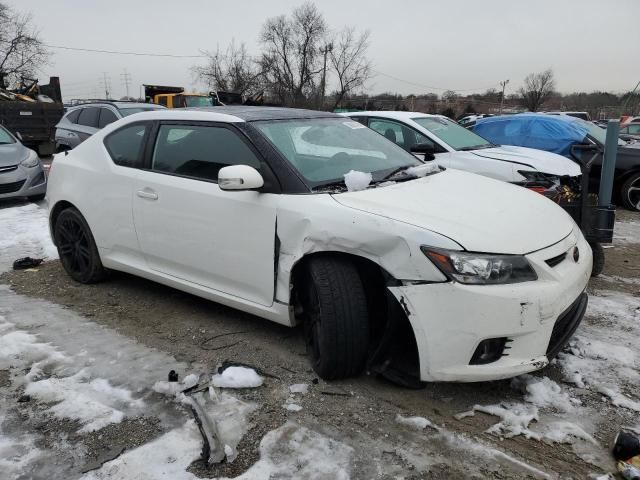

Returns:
421,247,537,284
517,170,559,186
21,153,40,168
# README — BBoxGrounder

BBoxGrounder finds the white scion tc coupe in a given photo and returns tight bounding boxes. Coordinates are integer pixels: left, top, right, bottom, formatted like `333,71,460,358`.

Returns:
46,107,591,384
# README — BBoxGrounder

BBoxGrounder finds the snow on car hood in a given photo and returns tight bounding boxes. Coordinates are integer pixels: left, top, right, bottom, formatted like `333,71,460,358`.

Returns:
332,169,574,255
472,145,580,177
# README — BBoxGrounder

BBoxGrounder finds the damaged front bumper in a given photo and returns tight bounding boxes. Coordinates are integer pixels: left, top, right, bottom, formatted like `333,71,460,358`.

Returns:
387,229,592,382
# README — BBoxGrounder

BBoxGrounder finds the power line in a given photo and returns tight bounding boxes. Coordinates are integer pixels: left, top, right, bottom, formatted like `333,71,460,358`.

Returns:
371,69,493,92
44,44,206,58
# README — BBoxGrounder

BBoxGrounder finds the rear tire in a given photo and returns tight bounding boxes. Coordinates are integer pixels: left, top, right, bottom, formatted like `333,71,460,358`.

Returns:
590,241,605,277
621,172,640,211
300,256,369,380
54,208,106,284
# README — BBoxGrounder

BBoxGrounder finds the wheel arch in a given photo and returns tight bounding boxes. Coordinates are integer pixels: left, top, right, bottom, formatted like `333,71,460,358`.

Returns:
289,250,422,386
49,200,79,246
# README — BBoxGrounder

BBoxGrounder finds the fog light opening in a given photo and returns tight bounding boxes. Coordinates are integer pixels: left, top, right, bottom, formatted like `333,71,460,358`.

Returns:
470,337,509,365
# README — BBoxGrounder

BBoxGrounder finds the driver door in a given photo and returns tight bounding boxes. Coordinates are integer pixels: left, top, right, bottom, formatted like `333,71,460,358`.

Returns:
132,122,277,306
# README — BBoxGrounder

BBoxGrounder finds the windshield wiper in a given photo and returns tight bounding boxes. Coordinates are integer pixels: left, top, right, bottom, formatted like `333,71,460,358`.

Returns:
378,166,411,182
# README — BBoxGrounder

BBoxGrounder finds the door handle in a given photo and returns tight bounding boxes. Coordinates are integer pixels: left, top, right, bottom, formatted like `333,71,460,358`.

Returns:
136,189,158,200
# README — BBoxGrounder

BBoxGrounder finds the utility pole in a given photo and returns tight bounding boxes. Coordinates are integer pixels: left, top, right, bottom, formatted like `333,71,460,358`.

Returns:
319,42,333,110
499,79,509,114
120,69,132,99
100,72,112,99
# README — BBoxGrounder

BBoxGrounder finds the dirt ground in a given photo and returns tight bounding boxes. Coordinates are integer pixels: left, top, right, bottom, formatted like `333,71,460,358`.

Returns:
2,210,639,479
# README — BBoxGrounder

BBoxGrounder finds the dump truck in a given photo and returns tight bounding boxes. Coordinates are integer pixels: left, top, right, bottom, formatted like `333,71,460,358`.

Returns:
0,77,64,155
144,84,214,108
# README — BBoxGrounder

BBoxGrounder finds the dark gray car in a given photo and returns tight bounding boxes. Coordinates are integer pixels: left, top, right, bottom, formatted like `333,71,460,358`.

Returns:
0,125,47,201
55,101,165,150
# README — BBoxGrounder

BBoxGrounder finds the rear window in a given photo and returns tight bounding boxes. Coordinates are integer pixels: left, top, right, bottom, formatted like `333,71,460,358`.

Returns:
104,123,148,167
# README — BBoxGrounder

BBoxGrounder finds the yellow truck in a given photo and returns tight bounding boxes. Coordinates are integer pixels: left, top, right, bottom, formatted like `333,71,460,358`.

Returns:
144,84,215,108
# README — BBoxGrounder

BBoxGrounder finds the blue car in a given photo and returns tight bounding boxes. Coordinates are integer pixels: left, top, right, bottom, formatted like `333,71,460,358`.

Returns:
472,114,640,211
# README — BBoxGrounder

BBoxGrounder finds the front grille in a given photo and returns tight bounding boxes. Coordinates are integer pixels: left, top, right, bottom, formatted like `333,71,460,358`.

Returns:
545,252,567,268
546,293,588,358
0,165,18,174
0,179,26,194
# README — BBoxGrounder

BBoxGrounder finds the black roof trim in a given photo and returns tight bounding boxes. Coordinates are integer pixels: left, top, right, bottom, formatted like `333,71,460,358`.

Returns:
185,106,338,121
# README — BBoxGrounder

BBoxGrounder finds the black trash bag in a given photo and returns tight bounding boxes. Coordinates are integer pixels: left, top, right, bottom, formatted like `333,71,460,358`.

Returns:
12,257,44,270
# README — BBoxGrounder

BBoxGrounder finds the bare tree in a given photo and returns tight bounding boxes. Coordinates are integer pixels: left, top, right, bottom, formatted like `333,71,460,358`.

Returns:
193,41,263,97
329,28,371,110
259,2,327,106
519,69,555,112
0,3,49,89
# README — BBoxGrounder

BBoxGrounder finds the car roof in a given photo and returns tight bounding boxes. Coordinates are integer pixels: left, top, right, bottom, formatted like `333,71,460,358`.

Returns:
341,111,442,121
68,101,163,110
187,106,338,121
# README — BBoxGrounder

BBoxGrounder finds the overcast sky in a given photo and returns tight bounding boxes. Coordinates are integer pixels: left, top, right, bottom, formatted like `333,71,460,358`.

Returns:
13,0,640,100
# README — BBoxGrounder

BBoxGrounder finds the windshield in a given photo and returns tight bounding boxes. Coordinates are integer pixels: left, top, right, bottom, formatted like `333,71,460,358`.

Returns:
119,105,165,117
0,127,15,144
184,96,214,107
412,116,494,151
254,118,422,189
578,118,626,146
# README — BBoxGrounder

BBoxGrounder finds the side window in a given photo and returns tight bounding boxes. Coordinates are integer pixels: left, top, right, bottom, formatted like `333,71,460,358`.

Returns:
628,124,640,135
65,109,81,124
158,96,168,107
349,116,367,126
151,124,260,182
172,95,184,108
77,107,100,128
369,119,405,147
98,108,118,128
104,123,148,167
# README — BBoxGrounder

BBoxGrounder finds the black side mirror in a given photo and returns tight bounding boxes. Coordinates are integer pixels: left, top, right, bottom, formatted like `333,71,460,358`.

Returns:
410,143,436,160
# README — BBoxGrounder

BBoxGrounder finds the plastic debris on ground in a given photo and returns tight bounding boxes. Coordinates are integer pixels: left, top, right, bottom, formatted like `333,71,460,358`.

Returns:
211,366,263,389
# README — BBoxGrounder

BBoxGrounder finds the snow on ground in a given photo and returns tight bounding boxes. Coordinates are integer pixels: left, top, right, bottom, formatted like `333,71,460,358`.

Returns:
0,202,57,272
82,421,353,480
613,219,640,244
395,414,433,430
558,291,640,408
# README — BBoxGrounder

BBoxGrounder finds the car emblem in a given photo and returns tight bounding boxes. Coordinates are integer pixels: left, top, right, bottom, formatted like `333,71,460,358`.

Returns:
573,247,579,262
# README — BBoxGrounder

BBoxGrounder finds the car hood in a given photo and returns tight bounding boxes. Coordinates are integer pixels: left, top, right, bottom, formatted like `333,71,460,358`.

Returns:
0,143,30,167
471,145,580,177
332,169,574,254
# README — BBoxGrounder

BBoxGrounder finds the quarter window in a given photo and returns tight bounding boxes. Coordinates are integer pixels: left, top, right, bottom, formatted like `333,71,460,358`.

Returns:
65,109,81,124
77,107,100,128
98,108,119,128
151,124,260,182
104,123,148,167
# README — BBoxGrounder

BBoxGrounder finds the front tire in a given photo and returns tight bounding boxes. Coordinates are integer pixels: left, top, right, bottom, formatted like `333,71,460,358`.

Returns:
590,241,605,277
54,208,106,283
621,172,640,211
300,256,369,380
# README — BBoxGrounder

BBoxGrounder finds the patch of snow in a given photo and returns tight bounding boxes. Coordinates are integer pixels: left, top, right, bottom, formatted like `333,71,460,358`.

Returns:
153,373,199,397
289,383,309,394
343,170,372,192
0,203,57,273
511,375,579,412
457,403,540,439
26,369,144,432
596,385,640,412
406,162,439,177
82,421,353,480
211,366,263,389
614,220,640,245
284,403,303,412
598,274,640,286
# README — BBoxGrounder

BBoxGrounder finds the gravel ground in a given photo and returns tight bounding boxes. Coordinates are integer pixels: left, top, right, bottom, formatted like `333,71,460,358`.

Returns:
1,210,639,479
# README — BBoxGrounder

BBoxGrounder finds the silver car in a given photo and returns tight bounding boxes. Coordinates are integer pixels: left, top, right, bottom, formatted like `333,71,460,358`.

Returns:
55,101,165,150
0,126,47,201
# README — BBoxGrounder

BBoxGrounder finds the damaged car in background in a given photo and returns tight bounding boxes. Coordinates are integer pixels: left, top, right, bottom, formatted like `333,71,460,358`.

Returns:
46,107,591,386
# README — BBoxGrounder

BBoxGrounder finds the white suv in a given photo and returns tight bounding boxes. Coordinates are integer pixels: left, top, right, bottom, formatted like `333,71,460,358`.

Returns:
46,107,591,384
342,111,580,190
